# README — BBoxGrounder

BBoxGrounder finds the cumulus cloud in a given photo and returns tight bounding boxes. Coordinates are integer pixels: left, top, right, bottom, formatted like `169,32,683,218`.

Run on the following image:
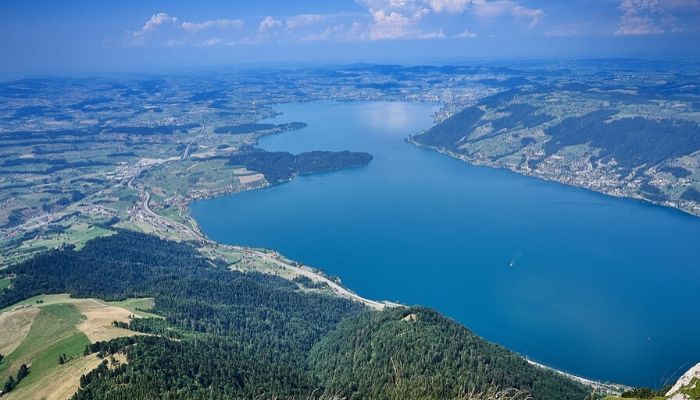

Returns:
426,0,546,24
455,28,478,38
353,0,543,41
130,12,178,44
617,0,667,35
201,38,222,46
259,16,283,32
354,0,435,40
420,29,446,38
512,4,545,27
181,19,244,32
130,13,247,46
140,12,178,34
286,14,325,29
427,0,471,13
299,24,346,41
128,0,552,47
368,8,430,39
615,0,700,35
466,0,544,26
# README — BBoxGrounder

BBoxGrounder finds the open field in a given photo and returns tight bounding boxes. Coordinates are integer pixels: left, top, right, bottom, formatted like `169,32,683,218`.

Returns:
0,294,154,398
0,303,90,388
106,297,160,319
0,306,39,356
2,354,103,400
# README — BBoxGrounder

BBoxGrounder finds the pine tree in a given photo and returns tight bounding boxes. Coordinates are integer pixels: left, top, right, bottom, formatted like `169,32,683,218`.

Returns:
16,364,29,382
3,376,15,393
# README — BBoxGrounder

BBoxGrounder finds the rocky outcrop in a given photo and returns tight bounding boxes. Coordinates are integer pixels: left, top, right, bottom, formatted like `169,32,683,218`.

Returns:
666,362,700,400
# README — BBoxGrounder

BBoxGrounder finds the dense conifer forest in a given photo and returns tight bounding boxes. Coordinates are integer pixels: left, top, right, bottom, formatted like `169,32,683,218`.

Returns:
0,231,590,399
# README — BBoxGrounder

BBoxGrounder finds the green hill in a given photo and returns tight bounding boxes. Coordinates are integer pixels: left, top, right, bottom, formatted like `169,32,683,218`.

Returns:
310,307,588,400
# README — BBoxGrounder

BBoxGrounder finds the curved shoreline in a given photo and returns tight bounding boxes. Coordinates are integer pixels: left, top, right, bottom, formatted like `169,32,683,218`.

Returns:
408,137,700,219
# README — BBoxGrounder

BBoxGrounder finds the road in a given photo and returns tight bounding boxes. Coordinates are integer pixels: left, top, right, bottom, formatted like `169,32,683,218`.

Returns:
237,248,393,310
181,122,205,161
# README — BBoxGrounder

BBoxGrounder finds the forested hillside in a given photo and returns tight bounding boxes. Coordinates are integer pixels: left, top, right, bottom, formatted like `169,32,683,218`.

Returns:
310,308,588,400
227,150,373,183
0,231,590,399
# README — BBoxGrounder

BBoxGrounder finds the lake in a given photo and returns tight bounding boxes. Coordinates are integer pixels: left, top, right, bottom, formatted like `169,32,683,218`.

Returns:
190,101,700,387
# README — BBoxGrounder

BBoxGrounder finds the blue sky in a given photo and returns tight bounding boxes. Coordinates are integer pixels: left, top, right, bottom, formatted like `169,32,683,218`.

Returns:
1,0,700,73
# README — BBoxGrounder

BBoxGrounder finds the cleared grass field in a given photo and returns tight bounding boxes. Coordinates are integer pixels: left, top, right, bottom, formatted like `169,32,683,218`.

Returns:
107,297,160,318
0,307,39,356
0,294,155,399
0,303,90,389
3,354,103,400
0,277,10,290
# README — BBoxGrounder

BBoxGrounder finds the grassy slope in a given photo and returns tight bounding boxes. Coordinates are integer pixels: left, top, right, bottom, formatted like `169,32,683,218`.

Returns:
0,278,10,291
0,307,39,356
0,303,90,388
3,354,103,400
106,297,160,319
0,295,154,399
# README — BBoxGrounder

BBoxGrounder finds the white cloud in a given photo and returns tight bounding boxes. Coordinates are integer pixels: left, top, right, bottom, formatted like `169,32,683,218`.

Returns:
420,29,446,39
616,0,668,35
300,25,345,41
468,0,544,26
181,19,244,33
130,12,178,45
455,28,478,38
615,0,700,35
353,0,543,41
259,16,283,32
512,4,545,27
427,0,470,13
140,12,178,34
128,0,551,47
348,21,369,40
369,10,415,39
130,13,246,46
286,14,325,29
355,0,433,40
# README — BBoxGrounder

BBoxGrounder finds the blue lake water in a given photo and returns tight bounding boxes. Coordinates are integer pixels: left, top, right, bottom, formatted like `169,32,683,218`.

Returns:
190,101,700,387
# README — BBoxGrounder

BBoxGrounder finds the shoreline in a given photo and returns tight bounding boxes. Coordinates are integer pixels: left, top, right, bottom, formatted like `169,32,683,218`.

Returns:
526,359,631,396
407,138,700,219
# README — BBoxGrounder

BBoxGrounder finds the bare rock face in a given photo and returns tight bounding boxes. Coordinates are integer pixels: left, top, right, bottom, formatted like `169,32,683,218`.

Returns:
666,362,700,400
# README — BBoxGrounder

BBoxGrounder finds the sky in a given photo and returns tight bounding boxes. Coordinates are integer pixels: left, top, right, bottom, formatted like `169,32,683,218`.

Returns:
1,0,700,74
